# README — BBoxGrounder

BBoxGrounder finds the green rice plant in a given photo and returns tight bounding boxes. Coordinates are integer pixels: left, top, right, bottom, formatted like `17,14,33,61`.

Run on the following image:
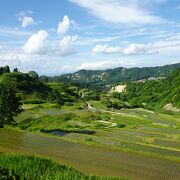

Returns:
0,153,125,180
0,167,20,179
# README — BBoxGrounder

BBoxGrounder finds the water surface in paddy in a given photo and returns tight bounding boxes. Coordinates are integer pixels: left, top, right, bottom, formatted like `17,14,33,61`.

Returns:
0,128,180,180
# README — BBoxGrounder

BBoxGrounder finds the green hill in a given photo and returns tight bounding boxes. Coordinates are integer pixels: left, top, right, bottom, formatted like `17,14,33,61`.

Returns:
47,63,180,90
118,69,180,110
0,66,79,105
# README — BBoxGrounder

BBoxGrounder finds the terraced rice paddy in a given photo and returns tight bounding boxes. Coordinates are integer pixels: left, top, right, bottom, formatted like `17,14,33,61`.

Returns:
13,103,180,159
0,128,180,180
1,102,180,179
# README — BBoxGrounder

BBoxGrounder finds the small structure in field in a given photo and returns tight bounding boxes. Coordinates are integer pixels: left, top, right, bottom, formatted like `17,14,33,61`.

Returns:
111,84,126,93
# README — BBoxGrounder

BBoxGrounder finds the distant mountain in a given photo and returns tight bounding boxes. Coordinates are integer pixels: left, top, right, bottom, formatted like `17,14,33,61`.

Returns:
47,63,180,87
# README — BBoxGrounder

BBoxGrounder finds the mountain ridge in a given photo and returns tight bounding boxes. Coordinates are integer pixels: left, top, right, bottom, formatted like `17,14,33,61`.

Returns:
47,63,180,86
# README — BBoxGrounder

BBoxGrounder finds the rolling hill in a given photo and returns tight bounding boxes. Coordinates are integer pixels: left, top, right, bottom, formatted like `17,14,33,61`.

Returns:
47,63,180,85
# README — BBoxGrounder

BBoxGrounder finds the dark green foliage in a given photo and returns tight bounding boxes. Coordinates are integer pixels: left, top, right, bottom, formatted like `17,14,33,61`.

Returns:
0,72,50,107
0,77,22,127
104,98,126,109
121,69,180,109
0,167,20,180
117,123,126,128
2,65,10,74
48,83,79,105
13,68,18,73
0,66,10,76
105,99,113,108
81,90,100,101
22,99,46,104
39,76,49,83
28,71,39,81
1,72,50,97
0,66,80,108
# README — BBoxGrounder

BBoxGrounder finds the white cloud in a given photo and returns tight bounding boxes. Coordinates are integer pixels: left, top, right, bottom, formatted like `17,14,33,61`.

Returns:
0,52,27,63
17,11,39,28
57,16,70,35
62,60,136,72
92,43,158,55
23,30,48,54
21,16,35,28
92,32,180,56
123,44,158,55
22,29,78,56
76,61,120,70
93,44,122,54
54,35,78,56
69,0,165,24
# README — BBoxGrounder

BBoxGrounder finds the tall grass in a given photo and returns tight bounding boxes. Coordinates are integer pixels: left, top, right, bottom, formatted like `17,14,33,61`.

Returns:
0,153,125,180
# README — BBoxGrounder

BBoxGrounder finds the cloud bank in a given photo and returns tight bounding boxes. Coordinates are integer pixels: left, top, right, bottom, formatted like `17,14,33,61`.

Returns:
92,43,158,55
69,0,165,24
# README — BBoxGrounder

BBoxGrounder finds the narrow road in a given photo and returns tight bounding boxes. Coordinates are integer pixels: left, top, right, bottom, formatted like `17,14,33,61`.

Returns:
0,128,180,180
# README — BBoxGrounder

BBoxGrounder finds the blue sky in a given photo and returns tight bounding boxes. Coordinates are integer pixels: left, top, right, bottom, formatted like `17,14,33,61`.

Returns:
0,0,180,75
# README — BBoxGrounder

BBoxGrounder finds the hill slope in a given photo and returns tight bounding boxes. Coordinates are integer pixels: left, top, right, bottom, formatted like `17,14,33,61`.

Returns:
119,69,180,109
48,63,180,87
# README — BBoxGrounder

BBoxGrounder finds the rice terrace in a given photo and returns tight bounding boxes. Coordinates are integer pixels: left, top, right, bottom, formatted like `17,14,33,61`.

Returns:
0,0,180,180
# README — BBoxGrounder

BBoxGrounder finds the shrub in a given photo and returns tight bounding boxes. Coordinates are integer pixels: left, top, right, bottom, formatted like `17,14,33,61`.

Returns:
117,123,126,128
84,138,93,143
22,99,46,104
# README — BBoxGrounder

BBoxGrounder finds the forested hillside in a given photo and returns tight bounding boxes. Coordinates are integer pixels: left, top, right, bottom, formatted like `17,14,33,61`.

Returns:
0,66,79,106
118,69,180,110
0,64,179,112
47,63,180,89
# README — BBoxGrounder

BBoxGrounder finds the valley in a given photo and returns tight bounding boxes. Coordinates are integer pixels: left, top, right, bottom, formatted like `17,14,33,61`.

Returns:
1,1,180,179
0,64,180,179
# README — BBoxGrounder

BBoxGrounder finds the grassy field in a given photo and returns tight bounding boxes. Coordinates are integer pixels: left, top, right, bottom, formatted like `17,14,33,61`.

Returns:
0,153,122,180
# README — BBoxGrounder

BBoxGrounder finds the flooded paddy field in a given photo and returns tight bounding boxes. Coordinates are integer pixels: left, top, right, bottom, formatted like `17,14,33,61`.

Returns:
0,128,180,180
1,102,179,179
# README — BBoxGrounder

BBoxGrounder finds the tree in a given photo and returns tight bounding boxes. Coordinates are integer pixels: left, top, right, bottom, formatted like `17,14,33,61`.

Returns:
28,71,39,81
52,90,64,106
13,68,19,72
0,67,3,75
105,99,113,108
0,77,22,127
2,65,10,73
40,76,49,83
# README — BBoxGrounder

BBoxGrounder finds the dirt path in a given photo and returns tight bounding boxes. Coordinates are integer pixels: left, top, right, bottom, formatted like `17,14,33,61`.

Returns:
95,120,117,127
0,128,180,180
87,102,138,117
86,102,96,111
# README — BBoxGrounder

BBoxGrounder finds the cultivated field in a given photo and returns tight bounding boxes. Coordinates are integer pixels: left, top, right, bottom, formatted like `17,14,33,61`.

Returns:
14,101,180,161
0,101,179,179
